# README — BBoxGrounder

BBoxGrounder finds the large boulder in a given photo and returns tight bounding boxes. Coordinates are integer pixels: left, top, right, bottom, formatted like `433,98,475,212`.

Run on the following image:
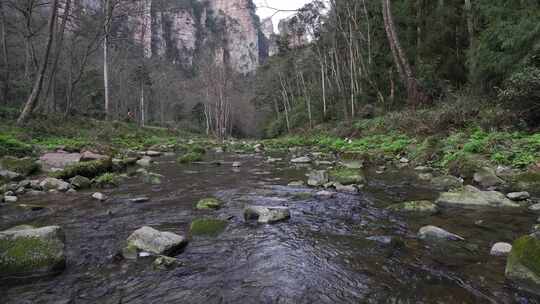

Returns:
418,225,464,241
40,178,71,192
39,152,81,172
244,206,290,224
473,167,504,188
307,170,329,187
329,168,366,185
69,175,91,189
0,225,65,278
505,233,540,295
53,159,113,180
0,157,40,176
436,185,520,208
387,200,439,215
126,226,186,256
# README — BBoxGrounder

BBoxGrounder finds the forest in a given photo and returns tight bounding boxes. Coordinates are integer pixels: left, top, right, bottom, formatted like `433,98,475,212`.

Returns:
1,0,540,303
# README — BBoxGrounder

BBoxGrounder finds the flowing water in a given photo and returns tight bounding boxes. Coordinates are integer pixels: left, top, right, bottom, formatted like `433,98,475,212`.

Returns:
1,152,539,303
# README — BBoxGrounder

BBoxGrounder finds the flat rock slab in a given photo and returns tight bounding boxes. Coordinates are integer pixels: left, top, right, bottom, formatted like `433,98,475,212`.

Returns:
39,153,81,172
436,185,520,208
244,206,290,224
126,226,186,256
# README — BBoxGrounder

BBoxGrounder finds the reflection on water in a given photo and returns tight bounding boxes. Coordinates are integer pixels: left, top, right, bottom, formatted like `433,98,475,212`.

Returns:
1,153,538,303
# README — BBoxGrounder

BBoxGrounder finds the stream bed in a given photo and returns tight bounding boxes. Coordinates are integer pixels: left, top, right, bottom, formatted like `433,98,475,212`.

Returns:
1,152,539,303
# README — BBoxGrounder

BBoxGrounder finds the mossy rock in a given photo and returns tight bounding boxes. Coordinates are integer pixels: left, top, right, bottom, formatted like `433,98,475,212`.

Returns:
387,200,439,215
447,154,487,180
53,158,113,180
94,173,120,188
329,168,366,185
142,172,163,185
190,219,227,236
196,198,222,210
0,157,40,176
512,172,540,195
178,152,203,164
0,226,65,278
505,234,540,295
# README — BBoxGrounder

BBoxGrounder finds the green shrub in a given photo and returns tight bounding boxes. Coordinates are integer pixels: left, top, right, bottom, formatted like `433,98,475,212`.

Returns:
0,134,33,157
53,159,113,179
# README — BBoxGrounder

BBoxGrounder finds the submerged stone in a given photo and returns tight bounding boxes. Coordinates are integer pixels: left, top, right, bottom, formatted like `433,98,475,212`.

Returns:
418,225,464,241
196,198,222,210
153,255,182,270
0,225,65,278
329,168,366,185
190,218,227,236
387,200,439,215
244,206,290,224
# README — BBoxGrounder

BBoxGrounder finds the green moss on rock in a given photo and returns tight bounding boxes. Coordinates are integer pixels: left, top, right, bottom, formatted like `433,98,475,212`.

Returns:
0,157,40,176
196,198,222,210
190,219,227,236
0,226,65,277
53,158,113,180
178,152,203,164
387,200,439,215
329,168,366,185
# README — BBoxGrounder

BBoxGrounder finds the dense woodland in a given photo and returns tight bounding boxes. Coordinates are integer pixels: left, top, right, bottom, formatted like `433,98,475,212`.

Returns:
0,0,539,137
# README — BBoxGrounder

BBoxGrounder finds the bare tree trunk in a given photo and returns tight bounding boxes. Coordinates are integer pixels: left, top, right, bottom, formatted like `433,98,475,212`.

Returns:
140,81,145,127
382,0,431,107
0,0,9,105
321,57,327,118
103,0,111,120
17,0,59,125
44,0,71,113
464,0,473,48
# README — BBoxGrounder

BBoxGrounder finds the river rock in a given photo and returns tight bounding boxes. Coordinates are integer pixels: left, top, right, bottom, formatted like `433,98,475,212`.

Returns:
474,167,505,188
507,192,530,201
505,233,540,295
39,152,81,172
145,151,162,157
0,170,21,182
0,225,65,278
342,160,363,169
153,255,182,270
490,242,512,256
92,192,106,201
436,185,520,208
142,172,163,185
418,173,434,181
291,156,311,164
40,178,71,192
232,161,242,168
334,183,360,193
81,151,108,161
244,206,290,224
3,196,18,203
529,204,540,214
387,200,439,215
136,157,152,167
330,168,366,185
0,157,40,176
288,181,305,187
415,166,432,173
418,225,465,241
316,190,336,198
126,226,186,256
431,175,463,190
69,175,91,189
307,170,329,187
196,198,222,210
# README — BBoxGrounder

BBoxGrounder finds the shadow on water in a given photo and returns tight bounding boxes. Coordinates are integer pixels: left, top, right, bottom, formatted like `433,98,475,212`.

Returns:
1,153,538,303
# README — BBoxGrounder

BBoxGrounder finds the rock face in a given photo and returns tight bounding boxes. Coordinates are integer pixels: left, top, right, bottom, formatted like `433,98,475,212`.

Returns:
436,185,520,208
505,233,540,295
0,225,66,278
244,206,290,224
126,226,186,256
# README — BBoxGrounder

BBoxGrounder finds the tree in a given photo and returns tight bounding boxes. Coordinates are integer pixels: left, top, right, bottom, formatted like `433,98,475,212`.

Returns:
17,0,59,125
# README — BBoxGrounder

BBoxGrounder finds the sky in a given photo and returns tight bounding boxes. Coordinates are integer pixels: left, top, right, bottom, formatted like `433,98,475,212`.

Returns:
254,0,314,33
